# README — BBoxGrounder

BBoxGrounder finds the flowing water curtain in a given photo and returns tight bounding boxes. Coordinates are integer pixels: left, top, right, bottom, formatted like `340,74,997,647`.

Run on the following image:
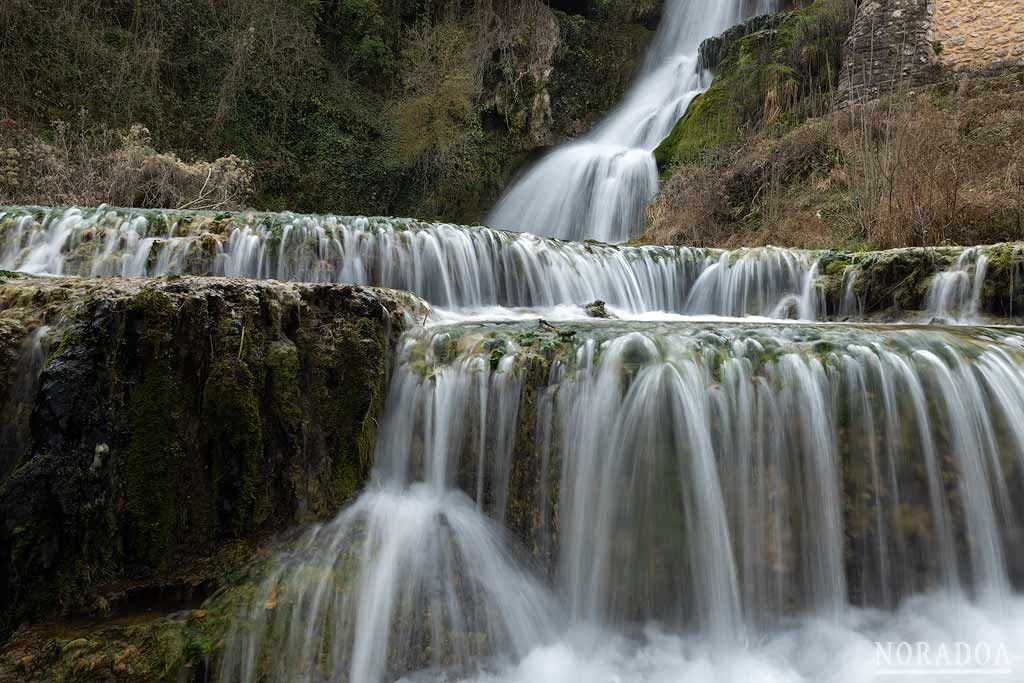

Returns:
217,344,561,683
218,321,1024,680
926,246,990,321
486,0,779,243
0,207,830,318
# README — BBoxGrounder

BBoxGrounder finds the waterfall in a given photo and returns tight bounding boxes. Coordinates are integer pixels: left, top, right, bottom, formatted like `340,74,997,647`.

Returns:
926,246,990,322
5,1,1024,681
220,319,1024,681
486,0,775,243
0,207,828,317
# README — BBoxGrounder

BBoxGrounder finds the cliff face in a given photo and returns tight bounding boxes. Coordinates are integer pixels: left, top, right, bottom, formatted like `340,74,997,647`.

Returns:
0,276,423,642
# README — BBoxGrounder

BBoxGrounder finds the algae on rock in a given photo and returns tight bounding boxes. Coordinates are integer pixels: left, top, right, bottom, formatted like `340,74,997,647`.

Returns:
0,276,421,642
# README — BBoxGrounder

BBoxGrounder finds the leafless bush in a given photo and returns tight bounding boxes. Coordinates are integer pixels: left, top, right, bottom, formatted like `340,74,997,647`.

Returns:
396,21,478,166
0,118,253,210
1009,150,1024,234
646,166,731,247
836,98,973,248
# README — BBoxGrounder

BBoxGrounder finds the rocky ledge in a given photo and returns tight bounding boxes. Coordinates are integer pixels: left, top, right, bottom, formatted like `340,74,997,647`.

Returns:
0,275,424,679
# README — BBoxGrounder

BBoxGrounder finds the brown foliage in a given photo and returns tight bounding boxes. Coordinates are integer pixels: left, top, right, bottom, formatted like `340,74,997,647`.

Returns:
645,166,731,247
646,75,1024,249
0,120,253,210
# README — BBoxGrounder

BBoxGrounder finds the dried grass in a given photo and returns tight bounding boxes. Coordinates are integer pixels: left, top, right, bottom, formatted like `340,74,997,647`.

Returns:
0,119,253,210
646,76,1024,250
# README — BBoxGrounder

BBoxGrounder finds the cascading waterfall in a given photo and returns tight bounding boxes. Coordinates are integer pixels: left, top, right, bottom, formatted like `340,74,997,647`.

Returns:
219,319,1024,682
0,206,825,317
5,4,1024,682
487,0,775,243
926,246,990,322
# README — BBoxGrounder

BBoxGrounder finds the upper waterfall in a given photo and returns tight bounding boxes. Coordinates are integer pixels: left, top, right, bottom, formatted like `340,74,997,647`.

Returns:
486,0,775,243
2,206,1015,323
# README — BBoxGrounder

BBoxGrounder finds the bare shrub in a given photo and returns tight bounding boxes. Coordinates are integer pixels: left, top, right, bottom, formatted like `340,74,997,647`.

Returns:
646,78,1024,250
395,0,559,164
473,0,559,97
0,119,253,210
396,21,478,165
211,0,323,135
1008,150,1024,235
836,98,975,248
646,166,731,247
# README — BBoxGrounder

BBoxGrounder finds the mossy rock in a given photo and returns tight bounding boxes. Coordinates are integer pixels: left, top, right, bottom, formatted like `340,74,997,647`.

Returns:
0,277,418,641
655,1,852,172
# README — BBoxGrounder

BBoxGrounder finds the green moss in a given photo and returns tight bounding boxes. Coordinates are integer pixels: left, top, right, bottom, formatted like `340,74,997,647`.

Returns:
979,244,1024,317
325,318,387,504
655,1,852,172
265,341,302,447
820,252,852,277
202,359,267,536
123,290,189,570
654,89,743,169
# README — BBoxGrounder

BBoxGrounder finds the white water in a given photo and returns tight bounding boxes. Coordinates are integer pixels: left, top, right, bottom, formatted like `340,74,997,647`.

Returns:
926,246,990,322
0,207,826,318
487,0,774,243
219,320,1024,682
3,2,1024,670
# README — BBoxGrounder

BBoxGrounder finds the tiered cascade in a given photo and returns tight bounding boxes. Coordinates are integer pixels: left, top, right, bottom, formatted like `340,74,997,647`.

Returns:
3,2,1024,679
216,320,1024,682
4,206,1015,323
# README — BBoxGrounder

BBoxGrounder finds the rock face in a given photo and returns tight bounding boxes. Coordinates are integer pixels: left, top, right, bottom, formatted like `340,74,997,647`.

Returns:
0,276,422,641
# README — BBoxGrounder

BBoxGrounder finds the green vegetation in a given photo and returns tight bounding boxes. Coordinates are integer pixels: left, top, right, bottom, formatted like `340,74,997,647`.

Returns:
655,0,854,169
646,0,1024,251
0,0,656,223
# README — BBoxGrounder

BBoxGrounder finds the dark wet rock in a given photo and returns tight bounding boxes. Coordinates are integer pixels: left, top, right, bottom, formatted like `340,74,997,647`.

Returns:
0,276,423,642
584,300,611,318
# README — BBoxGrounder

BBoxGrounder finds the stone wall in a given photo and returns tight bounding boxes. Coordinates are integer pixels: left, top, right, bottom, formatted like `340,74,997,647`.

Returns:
837,0,1024,104
933,0,1024,71
836,0,936,105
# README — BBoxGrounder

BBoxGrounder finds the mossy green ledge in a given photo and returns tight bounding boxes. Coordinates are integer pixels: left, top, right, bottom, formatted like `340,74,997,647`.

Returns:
654,1,846,171
0,275,425,671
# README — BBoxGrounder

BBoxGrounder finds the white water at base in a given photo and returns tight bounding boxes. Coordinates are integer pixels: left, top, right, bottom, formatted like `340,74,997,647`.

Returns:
220,321,1024,682
487,0,774,243
450,596,1024,683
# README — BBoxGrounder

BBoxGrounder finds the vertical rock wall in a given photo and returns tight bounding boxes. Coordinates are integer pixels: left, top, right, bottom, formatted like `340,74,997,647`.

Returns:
836,0,936,105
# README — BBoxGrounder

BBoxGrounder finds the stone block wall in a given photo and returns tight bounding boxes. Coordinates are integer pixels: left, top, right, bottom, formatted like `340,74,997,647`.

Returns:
837,0,936,105
837,0,1024,105
933,0,1024,71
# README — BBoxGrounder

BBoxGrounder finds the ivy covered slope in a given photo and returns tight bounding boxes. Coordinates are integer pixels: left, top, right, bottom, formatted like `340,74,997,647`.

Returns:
0,276,422,650
647,0,1024,250
0,0,658,223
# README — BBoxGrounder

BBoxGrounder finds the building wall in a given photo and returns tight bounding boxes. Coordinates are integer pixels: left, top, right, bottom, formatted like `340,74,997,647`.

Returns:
932,0,1024,71
837,0,935,104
